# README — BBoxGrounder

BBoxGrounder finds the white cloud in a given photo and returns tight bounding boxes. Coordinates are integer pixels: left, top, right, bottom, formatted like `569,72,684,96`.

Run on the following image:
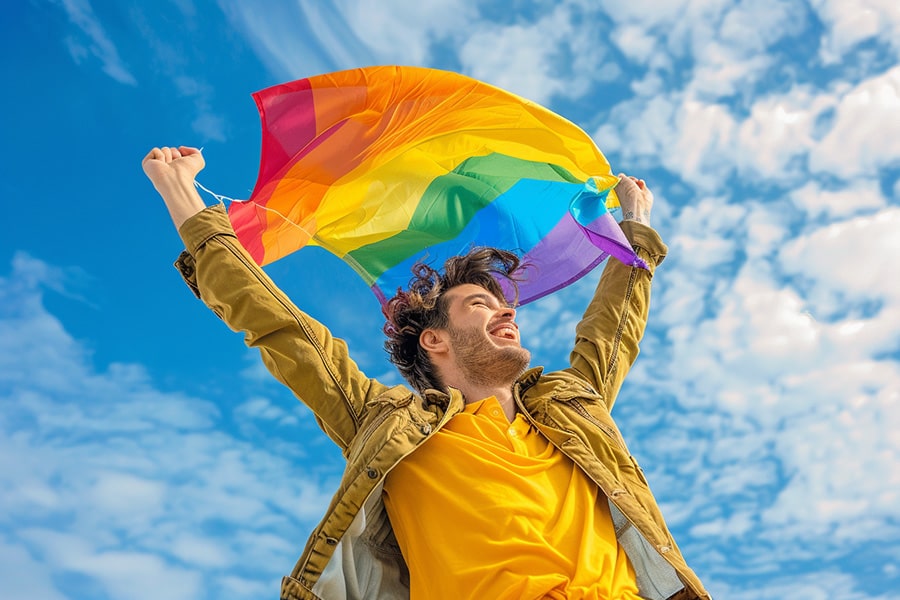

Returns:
688,0,806,96
762,364,900,543
690,46,773,98
20,529,203,600
711,569,897,600
597,61,898,195
735,86,835,179
0,538,67,600
55,0,137,85
780,207,900,306
460,11,577,104
459,3,619,105
191,112,227,143
810,66,900,178
88,472,167,516
234,396,300,427
170,533,234,568
594,94,681,168
669,99,739,188
602,0,805,97
812,0,900,63
718,0,806,55
611,24,659,65
0,254,337,600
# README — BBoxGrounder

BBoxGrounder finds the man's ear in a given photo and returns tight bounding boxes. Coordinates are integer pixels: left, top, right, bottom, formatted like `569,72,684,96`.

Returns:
420,328,449,354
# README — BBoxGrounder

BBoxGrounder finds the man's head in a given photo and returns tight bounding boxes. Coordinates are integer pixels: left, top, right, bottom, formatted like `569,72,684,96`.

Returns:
383,248,530,393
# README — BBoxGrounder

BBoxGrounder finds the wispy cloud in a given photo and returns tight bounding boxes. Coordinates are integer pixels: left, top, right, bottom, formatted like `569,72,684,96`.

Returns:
55,0,137,85
128,10,228,143
217,0,375,79
224,0,619,105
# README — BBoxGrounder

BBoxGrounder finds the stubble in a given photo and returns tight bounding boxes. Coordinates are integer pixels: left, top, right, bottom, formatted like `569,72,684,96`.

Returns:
449,326,531,388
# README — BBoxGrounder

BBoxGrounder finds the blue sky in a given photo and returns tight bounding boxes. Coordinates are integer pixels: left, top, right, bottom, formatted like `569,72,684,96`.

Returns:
2,1,899,598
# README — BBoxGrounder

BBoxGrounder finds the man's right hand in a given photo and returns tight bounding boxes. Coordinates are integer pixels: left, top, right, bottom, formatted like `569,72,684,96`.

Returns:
142,146,208,230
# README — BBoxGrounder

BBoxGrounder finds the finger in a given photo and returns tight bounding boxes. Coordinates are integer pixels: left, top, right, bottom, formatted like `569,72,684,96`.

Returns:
178,146,201,156
143,147,163,163
171,147,182,159
620,174,647,191
614,175,638,190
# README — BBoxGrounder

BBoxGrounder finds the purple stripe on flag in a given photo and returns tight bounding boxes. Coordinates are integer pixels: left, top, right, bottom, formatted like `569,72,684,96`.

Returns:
499,212,646,304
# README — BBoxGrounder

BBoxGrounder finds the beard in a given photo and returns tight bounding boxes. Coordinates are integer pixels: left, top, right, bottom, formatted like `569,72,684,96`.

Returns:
448,325,531,388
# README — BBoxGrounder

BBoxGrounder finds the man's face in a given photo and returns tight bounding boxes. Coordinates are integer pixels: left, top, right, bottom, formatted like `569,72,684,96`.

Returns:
441,283,531,386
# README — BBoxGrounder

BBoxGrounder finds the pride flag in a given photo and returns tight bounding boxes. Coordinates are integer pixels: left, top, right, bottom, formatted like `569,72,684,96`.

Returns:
229,66,645,305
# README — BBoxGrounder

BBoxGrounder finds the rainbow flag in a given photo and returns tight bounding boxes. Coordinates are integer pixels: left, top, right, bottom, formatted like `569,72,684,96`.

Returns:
229,66,645,305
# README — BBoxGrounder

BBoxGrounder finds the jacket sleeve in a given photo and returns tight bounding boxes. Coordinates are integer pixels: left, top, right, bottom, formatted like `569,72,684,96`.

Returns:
567,220,668,411
173,204,391,451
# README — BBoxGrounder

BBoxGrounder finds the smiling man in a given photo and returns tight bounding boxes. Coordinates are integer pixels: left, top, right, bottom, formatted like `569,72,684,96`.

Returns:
143,145,710,600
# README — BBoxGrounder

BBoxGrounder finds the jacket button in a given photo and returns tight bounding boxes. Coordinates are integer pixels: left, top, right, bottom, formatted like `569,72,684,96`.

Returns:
325,537,338,546
420,423,432,435
657,545,672,554
366,467,379,479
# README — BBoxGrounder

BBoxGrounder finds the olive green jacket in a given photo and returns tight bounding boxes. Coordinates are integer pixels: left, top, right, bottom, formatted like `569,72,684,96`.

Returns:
175,205,710,600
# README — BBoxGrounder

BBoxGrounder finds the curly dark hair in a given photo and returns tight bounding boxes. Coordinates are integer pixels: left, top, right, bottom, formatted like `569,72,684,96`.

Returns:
382,247,523,393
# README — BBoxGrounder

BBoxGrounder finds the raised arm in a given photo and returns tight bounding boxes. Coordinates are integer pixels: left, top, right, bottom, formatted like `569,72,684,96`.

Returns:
143,147,391,450
567,174,667,411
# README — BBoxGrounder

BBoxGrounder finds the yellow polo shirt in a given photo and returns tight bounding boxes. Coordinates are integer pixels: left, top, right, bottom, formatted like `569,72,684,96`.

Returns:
383,396,640,599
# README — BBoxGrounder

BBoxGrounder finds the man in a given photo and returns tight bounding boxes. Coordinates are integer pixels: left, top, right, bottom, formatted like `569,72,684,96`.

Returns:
143,146,710,600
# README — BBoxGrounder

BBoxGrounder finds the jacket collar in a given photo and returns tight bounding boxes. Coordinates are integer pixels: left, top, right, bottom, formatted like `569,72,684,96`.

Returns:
421,366,545,410
517,366,544,390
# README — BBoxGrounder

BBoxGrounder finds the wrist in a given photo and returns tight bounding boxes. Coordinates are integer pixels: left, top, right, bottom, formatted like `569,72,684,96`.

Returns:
621,208,651,226
154,176,207,230
153,171,196,195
